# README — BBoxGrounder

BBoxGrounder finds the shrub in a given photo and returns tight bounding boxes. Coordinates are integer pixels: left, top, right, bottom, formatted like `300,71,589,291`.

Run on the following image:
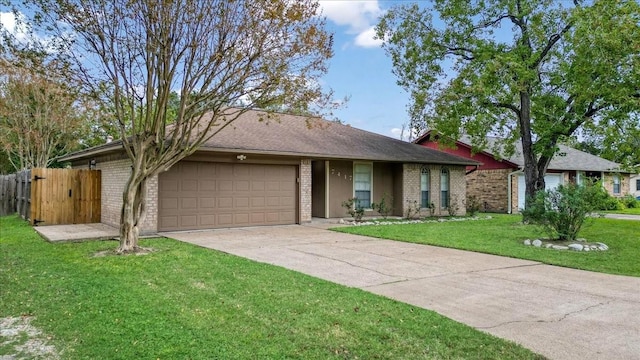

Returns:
466,195,481,217
621,195,639,209
447,194,460,217
371,193,394,219
599,195,624,210
521,181,608,241
404,200,421,220
341,197,364,222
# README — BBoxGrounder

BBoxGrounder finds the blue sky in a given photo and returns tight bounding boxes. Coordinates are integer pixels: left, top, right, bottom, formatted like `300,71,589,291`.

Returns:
317,1,410,140
1,1,410,140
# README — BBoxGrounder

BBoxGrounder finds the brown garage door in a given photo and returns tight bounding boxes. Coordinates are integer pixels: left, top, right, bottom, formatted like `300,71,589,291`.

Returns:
158,162,297,231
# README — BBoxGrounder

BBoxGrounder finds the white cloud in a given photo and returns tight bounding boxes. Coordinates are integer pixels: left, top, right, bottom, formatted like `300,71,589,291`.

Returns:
318,0,384,48
354,26,383,48
390,127,409,141
0,11,29,41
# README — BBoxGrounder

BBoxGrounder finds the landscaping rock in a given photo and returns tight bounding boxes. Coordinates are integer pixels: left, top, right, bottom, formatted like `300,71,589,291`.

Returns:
552,245,569,250
545,243,554,249
583,247,590,252
532,239,542,247
568,244,584,251
523,239,531,246
596,243,609,251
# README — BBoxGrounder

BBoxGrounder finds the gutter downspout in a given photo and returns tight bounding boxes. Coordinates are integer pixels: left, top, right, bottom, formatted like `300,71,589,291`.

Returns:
507,169,522,214
466,165,479,175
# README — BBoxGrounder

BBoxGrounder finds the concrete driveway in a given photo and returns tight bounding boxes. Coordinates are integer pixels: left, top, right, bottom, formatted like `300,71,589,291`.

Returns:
163,225,640,360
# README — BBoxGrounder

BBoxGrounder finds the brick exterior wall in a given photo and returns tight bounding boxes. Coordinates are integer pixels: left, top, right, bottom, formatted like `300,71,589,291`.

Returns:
467,169,513,213
97,159,158,234
602,172,631,197
510,174,519,213
300,159,312,223
402,163,466,217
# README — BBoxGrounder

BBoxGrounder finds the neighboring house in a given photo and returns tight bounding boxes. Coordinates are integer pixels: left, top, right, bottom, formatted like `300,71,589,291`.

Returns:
414,131,631,213
632,173,640,200
59,109,479,233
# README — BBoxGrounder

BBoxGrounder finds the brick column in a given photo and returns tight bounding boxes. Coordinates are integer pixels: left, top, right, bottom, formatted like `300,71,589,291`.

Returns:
402,164,420,217
299,159,312,222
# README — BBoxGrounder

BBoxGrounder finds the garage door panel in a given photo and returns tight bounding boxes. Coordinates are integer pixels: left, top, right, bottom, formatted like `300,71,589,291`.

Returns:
219,197,233,208
200,180,216,191
159,162,297,231
235,213,249,224
200,197,215,208
180,215,197,227
160,216,177,228
235,197,250,208
200,214,216,226
163,180,179,191
279,196,296,208
251,213,265,223
235,180,250,191
218,214,233,225
181,197,197,209
162,198,178,210
266,181,280,191
218,180,233,191
182,179,198,191
252,197,265,207
252,181,265,191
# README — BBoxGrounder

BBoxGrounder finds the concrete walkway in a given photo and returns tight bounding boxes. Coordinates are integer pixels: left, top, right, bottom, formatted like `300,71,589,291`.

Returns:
163,225,640,360
603,213,640,221
35,223,119,242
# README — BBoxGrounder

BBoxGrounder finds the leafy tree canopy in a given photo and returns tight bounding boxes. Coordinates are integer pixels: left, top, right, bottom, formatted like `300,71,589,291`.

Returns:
377,0,640,203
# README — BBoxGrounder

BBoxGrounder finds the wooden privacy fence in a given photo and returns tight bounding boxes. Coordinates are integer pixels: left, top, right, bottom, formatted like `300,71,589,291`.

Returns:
0,168,101,225
0,173,17,216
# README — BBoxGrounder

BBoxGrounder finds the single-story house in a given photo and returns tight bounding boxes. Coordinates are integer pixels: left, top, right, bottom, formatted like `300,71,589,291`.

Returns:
632,173,640,200
60,109,479,233
414,131,632,213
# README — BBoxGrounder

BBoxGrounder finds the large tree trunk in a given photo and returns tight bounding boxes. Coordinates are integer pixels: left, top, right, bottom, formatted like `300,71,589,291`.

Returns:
117,165,148,253
518,90,547,214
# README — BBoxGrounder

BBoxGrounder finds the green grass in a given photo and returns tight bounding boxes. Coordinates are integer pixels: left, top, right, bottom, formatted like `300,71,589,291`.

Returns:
0,215,542,360
336,214,640,277
605,207,640,215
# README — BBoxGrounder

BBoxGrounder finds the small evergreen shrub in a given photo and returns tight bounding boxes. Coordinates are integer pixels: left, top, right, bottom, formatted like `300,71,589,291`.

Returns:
342,197,364,222
521,181,608,241
371,193,394,219
621,195,639,209
404,200,421,219
447,195,460,217
466,195,481,217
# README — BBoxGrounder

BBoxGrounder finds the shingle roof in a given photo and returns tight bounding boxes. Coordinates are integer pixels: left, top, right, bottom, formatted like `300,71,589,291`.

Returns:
458,135,623,172
61,109,479,166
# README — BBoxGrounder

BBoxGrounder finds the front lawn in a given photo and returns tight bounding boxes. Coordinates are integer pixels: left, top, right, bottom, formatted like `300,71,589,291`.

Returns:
0,215,541,359
336,214,640,277
605,207,640,215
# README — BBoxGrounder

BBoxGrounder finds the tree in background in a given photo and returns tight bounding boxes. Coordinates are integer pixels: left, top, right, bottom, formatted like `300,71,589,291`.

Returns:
0,58,87,170
0,7,90,170
29,0,335,252
377,0,640,209
568,123,640,170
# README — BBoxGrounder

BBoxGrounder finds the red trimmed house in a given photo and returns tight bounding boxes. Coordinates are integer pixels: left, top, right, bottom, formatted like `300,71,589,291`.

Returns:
414,131,632,213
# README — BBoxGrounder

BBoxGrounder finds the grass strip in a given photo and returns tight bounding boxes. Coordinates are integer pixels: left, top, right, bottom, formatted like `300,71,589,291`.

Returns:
0,215,542,359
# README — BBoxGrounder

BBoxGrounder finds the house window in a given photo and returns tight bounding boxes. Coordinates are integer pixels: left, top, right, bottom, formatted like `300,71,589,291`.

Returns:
613,175,620,195
440,168,449,208
420,166,430,208
636,179,640,191
354,163,372,208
